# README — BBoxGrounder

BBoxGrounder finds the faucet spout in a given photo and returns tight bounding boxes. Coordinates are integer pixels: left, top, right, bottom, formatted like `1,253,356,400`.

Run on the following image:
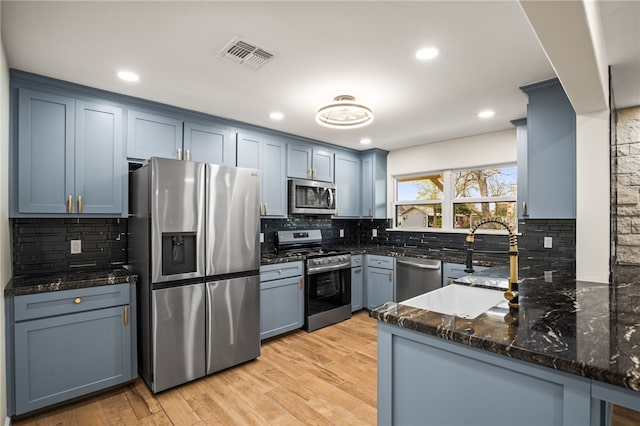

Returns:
464,219,519,310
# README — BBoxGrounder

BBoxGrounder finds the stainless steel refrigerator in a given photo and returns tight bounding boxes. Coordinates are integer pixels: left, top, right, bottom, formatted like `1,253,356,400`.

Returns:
129,157,260,393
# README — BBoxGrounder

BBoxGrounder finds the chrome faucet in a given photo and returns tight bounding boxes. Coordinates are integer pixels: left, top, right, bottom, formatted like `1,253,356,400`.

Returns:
464,219,520,310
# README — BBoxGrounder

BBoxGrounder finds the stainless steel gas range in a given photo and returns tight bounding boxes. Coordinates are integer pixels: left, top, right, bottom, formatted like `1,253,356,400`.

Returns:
276,229,351,331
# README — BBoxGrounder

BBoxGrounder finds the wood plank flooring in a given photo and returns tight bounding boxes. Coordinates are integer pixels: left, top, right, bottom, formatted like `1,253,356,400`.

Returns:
12,310,640,425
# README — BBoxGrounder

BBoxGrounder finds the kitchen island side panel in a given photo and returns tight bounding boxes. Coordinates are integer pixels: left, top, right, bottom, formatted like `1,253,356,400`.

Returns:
377,322,597,426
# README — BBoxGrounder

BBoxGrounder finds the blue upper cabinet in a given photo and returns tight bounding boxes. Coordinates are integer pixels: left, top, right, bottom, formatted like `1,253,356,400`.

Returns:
183,121,235,165
334,151,361,217
75,101,123,215
237,132,287,217
17,89,74,215
127,111,236,166
287,142,334,182
520,79,576,219
126,110,182,161
361,149,388,218
14,88,124,217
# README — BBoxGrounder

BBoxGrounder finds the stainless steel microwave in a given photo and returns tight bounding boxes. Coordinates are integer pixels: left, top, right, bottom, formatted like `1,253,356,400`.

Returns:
288,179,336,215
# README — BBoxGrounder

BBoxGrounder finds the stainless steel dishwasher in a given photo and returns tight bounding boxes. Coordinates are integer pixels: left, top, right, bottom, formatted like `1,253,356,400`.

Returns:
395,257,442,302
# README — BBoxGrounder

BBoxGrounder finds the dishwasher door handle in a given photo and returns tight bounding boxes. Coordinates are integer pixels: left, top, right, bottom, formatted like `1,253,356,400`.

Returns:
397,260,441,270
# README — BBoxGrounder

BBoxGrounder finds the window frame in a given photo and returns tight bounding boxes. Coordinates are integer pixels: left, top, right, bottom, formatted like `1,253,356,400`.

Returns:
393,163,517,232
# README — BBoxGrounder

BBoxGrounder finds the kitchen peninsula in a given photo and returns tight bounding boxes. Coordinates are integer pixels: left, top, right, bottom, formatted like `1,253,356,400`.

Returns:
371,261,640,425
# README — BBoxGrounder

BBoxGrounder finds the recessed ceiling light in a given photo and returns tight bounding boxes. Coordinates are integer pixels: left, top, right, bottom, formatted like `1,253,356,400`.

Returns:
269,111,284,120
117,71,139,82
415,47,439,61
478,110,495,118
360,138,372,145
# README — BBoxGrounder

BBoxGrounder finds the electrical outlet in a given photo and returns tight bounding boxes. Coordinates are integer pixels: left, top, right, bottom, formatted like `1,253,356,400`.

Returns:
372,229,378,237
340,229,344,238
70,239,82,254
260,233,264,243
543,237,553,249
544,270,553,282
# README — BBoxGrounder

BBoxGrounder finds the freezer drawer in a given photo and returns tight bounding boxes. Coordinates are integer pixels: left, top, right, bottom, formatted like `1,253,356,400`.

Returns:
206,275,260,374
151,283,206,392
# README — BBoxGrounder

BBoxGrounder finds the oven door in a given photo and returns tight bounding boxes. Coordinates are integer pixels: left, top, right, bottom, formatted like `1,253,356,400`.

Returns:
306,262,351,317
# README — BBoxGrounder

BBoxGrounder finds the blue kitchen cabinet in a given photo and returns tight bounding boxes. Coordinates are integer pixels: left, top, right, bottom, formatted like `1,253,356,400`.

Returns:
7,283,136,416
361,149,388,218
512,118,528,219
351,255,364,312
287,142,334,182
259,262,304,339
127,110,182,161
127,111,236,165
519,79,576,219
334,151,361,217
15,88,124,216
366,255,395,309
183,121,236,165
237,132,287,217
378,322,595,425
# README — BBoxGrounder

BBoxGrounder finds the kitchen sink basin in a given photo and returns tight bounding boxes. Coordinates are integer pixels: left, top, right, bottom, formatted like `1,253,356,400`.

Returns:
399,284,506,319
455,275,509,289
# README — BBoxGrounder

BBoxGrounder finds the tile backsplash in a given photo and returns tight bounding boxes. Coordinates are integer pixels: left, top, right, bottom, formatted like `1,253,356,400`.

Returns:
11,216,574,276
12,218,128,275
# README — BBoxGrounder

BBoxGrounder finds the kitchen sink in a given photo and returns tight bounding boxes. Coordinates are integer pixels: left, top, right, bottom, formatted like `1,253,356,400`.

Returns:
454,275,509,289
399,284,505,319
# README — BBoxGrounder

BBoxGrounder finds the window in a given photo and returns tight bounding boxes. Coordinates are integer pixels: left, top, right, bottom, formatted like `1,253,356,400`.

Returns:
394,165,517,231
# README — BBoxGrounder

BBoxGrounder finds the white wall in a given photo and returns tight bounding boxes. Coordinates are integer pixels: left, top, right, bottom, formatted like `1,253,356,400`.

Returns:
0,9,11,423
386,129,517,217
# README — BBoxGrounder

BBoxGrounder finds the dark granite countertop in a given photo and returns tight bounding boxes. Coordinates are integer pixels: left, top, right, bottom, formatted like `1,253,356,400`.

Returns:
5,268,137,297
371,261,640,392
260,244,500,267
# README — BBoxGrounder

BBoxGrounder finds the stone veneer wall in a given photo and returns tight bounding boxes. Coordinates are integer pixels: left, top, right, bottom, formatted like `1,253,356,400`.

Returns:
613,106,640,265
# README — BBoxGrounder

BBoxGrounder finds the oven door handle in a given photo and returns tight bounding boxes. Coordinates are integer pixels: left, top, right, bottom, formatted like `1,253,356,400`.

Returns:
307,261,351,275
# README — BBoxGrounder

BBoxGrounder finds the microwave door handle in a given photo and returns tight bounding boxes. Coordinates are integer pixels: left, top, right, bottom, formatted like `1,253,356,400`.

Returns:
327,188,334,208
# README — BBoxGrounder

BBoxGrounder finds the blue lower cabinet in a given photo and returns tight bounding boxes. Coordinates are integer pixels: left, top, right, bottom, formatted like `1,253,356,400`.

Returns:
7,283,136,416
260,262,304,339
378,323,596,425
351,254,364,312
366,255,395,309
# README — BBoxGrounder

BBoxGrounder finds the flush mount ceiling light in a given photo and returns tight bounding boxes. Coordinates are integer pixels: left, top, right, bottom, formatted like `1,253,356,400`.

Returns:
315,95,374,129
269,111,284,120
360,138,372,145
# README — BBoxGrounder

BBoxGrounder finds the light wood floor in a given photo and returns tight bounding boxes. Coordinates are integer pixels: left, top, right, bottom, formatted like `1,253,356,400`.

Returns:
12,310,640,426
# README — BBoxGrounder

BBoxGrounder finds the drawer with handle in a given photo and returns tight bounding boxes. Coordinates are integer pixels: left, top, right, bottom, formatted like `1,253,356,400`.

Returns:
366,254,394,270
260,261,304,282
13,283,130,322
351,254,363,268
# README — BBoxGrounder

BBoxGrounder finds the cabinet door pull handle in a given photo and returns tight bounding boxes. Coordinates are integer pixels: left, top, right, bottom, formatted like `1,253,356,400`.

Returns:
67,195,73,214
186,149,191,161
388,272,393,282
278,269,283,274
522,201,527,216
355,258,360,263
177,148,182,160
369,208,372,216
308,169,312,179
77,195,83,214
299,277,303,290
74,297,82,304
264,203,268,215
355,268,362,273
124,306,129,326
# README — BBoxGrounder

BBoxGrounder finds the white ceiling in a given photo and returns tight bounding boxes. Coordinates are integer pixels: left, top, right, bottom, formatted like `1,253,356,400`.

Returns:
1,1,638,152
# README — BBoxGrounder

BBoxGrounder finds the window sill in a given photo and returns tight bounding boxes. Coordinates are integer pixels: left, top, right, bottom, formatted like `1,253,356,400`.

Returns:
386,228,520,236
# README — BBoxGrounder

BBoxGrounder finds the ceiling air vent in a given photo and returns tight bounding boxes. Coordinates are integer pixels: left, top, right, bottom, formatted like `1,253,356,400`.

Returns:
219,37,277,69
